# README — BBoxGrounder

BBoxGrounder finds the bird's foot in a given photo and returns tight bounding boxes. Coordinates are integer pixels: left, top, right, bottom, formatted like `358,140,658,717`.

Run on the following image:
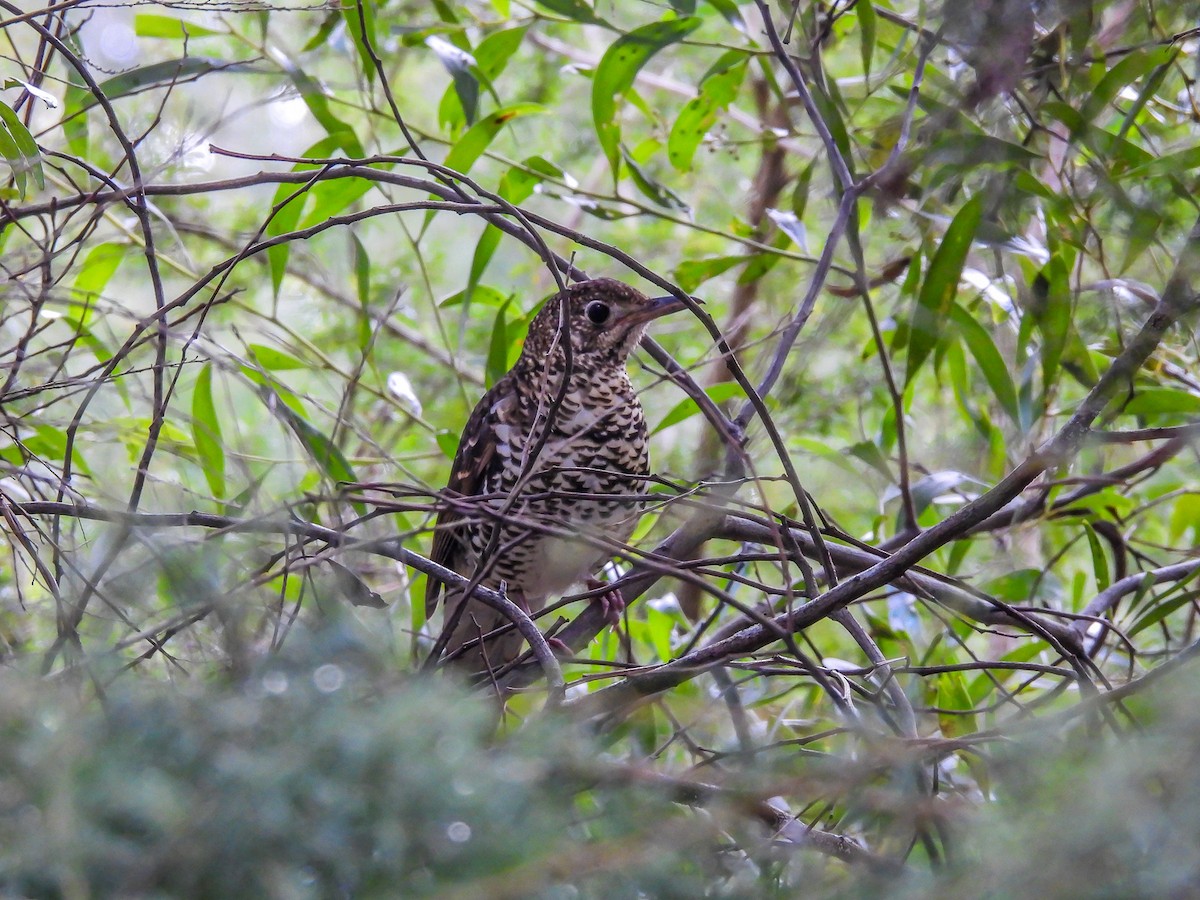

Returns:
547,637,572,657
586,577,625,627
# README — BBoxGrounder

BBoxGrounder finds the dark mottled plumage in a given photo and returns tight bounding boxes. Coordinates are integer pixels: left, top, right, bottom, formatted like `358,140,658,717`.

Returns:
427,278,684,676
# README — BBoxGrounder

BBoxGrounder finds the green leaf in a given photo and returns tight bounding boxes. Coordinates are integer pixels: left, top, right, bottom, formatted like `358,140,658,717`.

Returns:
1121,144,1200,181
350,233,371,310
292,415,360,491
474,26,527,79
503,155,564,202
858,0,876,78
426,35,478,126
301,12,340,52
1082,522,1110,593
1169,494,1200,545
340,0,378,72
266,181,307,297
948,302,1020,426
621,145,688,211
845,440,893,480
134,14,221,38
443,103,544,174
809,77,852,164
1057,487,1135,520
790,436,864,476
966,641,1044,701
279,59,364,157
1129,585,1195,637
1077,45,1176,130
17,424,89,476
983,568,1049,604
62,310,115,366
652,382,742,433
441,284,511,309
256,383,360,507
468,227,503,303
791,158,815,220
906,194,983,384
674,255,744,292
62,80,90,156
737,232,791,285
703,0,746,29
485,300,512,388
1029,257,1071,403
926,133,1040,170
936,672,977,738
329,560,387,608
265,136,341,296
96,58,250,103
1123,388,1200,418
248,344,308,370
192,363,226,500
298,177,373,229
0,99,44,194
436,430,460,458
666,53,745,172
467,157,561,299
534,0,603,23
592,17,702,181
72,243,127,299
0,127,26,196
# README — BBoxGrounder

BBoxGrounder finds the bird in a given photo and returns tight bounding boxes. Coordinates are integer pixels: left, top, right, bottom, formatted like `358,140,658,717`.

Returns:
425,277,685,680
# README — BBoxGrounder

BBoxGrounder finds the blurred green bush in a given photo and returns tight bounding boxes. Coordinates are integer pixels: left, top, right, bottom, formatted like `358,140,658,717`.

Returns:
2,615,1198,899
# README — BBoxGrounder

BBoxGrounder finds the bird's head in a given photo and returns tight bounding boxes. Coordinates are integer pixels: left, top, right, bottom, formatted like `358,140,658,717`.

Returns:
519,278,686,376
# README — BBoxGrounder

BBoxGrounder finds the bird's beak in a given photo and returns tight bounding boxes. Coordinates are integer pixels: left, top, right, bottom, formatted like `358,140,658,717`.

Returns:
623,295,689,327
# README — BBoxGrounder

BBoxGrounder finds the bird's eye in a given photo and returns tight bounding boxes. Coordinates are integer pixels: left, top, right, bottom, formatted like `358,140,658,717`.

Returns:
585,301,611,326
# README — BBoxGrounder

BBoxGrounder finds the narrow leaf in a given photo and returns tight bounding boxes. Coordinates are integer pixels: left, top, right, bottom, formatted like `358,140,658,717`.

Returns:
443,103,544,174
1029,257,1071,402
948,302,1020,426
474,26,527,79
907,195,984,384
485,300,512,387
674,255,744,292
652,382,742,433
1082,522,1110,593
0,100,44,191
667,54,745,172
858,0,876,78
329,560,387,608
426,35,479,125
248,344,308,370
96,58,248,103
1078,45,1176,129
340,1,378,72
1123,388,1200,417
192,363,226,499
134,14,221,38
534,0,603,23
592,17,702,180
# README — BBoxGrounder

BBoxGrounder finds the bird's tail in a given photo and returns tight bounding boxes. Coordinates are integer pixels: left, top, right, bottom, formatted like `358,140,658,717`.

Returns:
436,590,534,682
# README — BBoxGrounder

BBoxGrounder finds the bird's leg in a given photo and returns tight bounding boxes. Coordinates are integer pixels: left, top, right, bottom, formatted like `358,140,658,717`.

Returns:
586,576,626,627
511,590,570,658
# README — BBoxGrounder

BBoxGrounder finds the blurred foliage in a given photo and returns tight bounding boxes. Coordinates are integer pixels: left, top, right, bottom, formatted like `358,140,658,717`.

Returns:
0,619,1199,896
2,0,1200,893
0,620,764,898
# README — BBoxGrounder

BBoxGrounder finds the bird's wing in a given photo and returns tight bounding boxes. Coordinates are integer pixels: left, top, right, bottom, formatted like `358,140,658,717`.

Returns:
424,376,511,616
